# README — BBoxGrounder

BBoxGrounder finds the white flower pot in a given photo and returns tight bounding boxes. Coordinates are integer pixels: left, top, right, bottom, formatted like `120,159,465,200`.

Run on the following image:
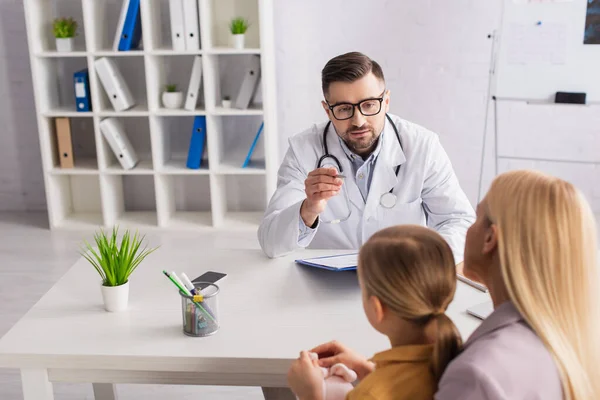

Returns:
101,281,129,312
231,34,245,49
222,99,232,108
56,37,74,52
162,92,184,109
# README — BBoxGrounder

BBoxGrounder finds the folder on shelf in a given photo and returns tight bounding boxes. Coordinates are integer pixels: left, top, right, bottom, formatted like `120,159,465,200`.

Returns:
55,117,74,169
242,122,263,168
114,0,142,51
234,56,261,110
295,253,358,272
182,0,200,51
184,55,203,111
73,69,92,112
94,57,136,112
168,0,186,51
186,116,207,169
99,118,139,170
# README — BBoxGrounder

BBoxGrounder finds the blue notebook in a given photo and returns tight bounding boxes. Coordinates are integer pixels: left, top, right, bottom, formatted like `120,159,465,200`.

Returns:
118,0,142,51
295,253,358,272
186,116,206,169
73,69,91,112
242,122,264,168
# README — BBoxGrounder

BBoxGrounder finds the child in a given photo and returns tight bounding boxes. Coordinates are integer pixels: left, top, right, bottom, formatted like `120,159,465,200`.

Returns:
288,225,463,400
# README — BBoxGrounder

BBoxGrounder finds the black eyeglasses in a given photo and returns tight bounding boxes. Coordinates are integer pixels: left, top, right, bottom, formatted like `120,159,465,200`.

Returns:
326,90,386,121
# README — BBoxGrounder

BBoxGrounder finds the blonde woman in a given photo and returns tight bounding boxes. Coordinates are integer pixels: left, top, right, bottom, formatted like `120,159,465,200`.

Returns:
288,225,463,400
436,170,600,399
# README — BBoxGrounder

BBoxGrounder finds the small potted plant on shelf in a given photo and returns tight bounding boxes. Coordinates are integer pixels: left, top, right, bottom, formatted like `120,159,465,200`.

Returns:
53,17,78,52
229,17,249,49
162,84,184,109
80,227,158,312
222,95,232,108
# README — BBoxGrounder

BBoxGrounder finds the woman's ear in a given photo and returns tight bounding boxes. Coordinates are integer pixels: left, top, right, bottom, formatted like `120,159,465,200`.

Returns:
482,224,498,255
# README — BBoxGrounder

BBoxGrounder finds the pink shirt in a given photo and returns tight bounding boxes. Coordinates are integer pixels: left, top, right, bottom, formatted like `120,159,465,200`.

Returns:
435,301,562,400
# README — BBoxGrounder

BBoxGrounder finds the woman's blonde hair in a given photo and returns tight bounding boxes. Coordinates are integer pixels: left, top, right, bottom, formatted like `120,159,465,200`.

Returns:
359,225,462,383
485,170,600,400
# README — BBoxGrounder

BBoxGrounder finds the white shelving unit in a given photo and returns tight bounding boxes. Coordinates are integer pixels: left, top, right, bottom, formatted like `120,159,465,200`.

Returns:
23,0,278,230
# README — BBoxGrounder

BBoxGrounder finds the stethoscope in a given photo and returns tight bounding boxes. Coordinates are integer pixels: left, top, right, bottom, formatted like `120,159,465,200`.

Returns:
318,113,403,209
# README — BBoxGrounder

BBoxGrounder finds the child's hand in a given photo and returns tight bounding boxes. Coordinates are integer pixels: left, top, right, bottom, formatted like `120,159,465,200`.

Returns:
287,351,324,400
311,341,375,381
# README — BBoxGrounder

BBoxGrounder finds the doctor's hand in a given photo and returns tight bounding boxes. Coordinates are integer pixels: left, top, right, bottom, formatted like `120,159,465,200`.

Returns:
301,167,343,227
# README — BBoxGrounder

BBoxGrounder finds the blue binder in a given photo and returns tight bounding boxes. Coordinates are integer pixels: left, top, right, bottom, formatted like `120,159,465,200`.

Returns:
118,0,142,51
73,69,92,112
186,116,206,169
242,122,264,168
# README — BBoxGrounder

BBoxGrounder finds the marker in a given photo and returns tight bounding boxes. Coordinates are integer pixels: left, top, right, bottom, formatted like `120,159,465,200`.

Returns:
170,271,190,296
180,272,198,295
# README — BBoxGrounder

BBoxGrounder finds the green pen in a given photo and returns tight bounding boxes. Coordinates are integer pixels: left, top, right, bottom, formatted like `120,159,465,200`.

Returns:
162,270,217,324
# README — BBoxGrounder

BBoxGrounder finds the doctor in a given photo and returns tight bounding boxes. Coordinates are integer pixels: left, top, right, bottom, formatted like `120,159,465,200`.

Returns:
258,52,475,264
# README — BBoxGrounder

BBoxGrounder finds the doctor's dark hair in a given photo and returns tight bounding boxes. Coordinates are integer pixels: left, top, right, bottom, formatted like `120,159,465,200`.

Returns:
321,52,385,97
358,225,462,385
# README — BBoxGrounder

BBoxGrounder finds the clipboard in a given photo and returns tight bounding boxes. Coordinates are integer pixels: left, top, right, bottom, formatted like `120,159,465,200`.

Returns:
295,253,358,272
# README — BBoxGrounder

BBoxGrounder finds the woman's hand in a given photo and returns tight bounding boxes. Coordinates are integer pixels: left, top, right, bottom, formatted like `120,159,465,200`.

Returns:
287,351,325,400
311,341,375,381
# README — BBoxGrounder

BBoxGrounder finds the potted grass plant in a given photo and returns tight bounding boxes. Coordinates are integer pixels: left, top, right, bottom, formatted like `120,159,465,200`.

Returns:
81,227,158,312
53,17,78,52
229,17,249,49
162,83,184,109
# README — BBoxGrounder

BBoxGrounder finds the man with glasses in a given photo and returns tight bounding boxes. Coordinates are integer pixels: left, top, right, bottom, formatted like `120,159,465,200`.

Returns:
258,52,474,266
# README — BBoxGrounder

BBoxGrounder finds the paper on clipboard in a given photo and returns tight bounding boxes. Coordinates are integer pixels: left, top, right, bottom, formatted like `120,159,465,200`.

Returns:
295,253,358,271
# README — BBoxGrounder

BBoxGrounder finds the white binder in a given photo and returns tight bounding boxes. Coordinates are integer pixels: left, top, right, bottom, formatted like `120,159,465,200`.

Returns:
184,56,203,111
234,56,261,109
94,57,136,112
99,118,139,170
182,0,200,51
168,0,186,51
113,0,131,51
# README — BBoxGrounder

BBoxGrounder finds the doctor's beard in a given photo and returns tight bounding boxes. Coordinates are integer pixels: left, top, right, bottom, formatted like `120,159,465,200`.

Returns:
342,123,378,154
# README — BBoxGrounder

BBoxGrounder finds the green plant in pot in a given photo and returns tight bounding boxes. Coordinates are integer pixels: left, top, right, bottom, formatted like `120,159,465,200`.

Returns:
162,83,184,109
53,17,78,52
81,227,158,312
229,17,250,49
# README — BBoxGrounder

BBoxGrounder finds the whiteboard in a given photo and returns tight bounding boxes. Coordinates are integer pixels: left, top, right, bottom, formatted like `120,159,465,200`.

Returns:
495,0,600,102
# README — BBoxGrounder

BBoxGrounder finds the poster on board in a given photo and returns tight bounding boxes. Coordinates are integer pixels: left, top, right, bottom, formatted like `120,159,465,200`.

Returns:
584,0,600,44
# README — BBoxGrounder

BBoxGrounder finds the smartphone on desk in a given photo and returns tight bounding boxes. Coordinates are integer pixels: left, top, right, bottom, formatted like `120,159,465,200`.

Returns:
192,271,227,290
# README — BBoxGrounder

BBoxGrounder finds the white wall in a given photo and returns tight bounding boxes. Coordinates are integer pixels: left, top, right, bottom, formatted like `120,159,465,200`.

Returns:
1,0,599,217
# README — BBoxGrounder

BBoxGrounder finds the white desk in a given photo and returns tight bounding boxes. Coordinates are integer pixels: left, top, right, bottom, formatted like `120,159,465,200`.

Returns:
0,247,489,400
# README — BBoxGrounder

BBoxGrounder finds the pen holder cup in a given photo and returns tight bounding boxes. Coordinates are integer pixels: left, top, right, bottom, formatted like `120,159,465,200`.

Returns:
180,282,220,337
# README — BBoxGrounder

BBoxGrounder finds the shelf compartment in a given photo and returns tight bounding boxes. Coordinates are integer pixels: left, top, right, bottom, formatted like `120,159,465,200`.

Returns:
101,175,158,228
206,0,260,49
145,55,206,112
26,0,87,54
97,117,153,172
33,57,90,115
152,116,209,174
156,175,212,228
92,56,148,114
205,54,262,111
142,0,204,52
210,115,264,174
83,0,143,53
47,175,103,229
43,116,98,173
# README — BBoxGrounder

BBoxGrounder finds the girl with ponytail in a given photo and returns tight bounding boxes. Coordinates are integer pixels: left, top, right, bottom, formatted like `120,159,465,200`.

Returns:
288,225,462,400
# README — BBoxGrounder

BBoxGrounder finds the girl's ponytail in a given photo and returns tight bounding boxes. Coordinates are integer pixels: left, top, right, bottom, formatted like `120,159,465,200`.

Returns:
430,313,463,382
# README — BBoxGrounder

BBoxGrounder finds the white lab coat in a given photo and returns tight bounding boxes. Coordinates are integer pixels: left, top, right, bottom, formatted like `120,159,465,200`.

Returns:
258,114,475,262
